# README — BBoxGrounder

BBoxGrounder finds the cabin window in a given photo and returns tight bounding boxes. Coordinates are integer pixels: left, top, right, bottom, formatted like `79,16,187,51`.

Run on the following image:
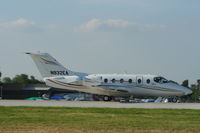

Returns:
120,79,124,83
104,78,108,83
138,79,142,84
111,78,116,83
128,79,132,83
146,79,150,84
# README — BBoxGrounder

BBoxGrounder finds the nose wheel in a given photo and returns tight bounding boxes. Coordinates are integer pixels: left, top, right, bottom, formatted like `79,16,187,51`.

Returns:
172,97,178,103
103,96,112,101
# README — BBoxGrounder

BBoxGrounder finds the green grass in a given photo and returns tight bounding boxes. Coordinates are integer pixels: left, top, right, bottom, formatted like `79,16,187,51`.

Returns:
0,106,200,133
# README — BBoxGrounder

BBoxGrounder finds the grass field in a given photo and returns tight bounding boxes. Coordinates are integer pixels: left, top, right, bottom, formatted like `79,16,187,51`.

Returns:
0,107,200,133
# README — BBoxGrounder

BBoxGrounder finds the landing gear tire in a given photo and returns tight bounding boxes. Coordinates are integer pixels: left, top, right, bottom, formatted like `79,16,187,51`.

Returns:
103,96,112,101
172,97,177,103
42,94,50,99
42,87,53,99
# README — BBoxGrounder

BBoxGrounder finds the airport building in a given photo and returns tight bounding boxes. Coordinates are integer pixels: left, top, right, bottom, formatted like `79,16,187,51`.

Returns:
0,84,76,99
0,84,48,99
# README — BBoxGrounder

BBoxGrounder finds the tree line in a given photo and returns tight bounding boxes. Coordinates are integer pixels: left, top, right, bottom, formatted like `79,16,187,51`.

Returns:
181,80,200,101
0,74,44,84
0,73,200,100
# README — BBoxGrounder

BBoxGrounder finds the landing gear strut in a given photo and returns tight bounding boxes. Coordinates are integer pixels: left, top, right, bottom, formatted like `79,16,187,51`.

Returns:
42,87,53,99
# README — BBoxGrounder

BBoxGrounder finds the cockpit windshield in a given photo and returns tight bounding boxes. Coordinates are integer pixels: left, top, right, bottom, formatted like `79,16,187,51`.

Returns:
154,77,168,84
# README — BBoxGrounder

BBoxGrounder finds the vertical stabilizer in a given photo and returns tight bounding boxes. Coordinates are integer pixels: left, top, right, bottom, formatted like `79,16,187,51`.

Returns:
26,52,73,78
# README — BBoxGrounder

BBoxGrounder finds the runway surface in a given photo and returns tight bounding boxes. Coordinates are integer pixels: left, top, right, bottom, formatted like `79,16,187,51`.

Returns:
0,100,200,109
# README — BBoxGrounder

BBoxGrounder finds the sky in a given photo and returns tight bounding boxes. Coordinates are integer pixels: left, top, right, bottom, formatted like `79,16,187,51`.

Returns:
0,0,200,84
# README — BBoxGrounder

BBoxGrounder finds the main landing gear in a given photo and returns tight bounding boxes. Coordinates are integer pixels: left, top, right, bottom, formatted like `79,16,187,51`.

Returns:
103,96,112,101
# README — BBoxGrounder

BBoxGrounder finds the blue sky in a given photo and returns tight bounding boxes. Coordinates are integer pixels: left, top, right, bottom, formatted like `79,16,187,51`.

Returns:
0,0,200,84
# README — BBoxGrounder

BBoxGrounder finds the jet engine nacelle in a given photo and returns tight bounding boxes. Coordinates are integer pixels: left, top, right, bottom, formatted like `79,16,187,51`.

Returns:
63,76,81,83
47,76,81,83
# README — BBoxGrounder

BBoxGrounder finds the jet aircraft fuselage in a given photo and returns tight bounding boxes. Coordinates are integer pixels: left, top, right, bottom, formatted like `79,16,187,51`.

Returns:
27,52,192,100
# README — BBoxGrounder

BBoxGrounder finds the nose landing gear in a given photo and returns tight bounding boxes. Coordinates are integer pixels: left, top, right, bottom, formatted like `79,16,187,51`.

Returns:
171,97,178,103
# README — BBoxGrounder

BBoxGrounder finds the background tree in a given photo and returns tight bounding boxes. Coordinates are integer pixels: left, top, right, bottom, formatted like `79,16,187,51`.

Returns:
188,80,200,102
2,77,12,84
197,80,200,90
2,74,44,84
182,80,189,88
30,76,43,84
0,72,2,85
12,74,30,84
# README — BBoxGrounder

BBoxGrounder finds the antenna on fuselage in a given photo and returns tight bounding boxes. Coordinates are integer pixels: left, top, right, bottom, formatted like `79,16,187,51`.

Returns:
124,70,128,74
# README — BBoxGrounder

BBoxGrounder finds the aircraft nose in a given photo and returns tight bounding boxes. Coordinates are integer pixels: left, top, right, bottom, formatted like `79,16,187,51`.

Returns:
169,83,193,96
183,87,192,95
179,85,193,95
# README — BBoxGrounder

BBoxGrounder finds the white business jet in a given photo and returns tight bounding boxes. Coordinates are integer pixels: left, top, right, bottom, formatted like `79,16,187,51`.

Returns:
26,52,192,101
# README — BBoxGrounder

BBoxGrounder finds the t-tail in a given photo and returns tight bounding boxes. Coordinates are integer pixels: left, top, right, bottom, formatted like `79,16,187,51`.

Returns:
26,52,87,78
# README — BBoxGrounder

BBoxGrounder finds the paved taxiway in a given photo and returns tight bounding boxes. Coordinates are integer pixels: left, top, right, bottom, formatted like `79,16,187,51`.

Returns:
0,100,200,109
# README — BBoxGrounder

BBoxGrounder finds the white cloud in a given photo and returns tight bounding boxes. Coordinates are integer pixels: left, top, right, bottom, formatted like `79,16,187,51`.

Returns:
76,18,167,32
0,18,55,32
0,18,34,27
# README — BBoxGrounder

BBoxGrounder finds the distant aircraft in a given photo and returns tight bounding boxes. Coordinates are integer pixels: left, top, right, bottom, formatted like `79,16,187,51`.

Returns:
26,52,192,101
